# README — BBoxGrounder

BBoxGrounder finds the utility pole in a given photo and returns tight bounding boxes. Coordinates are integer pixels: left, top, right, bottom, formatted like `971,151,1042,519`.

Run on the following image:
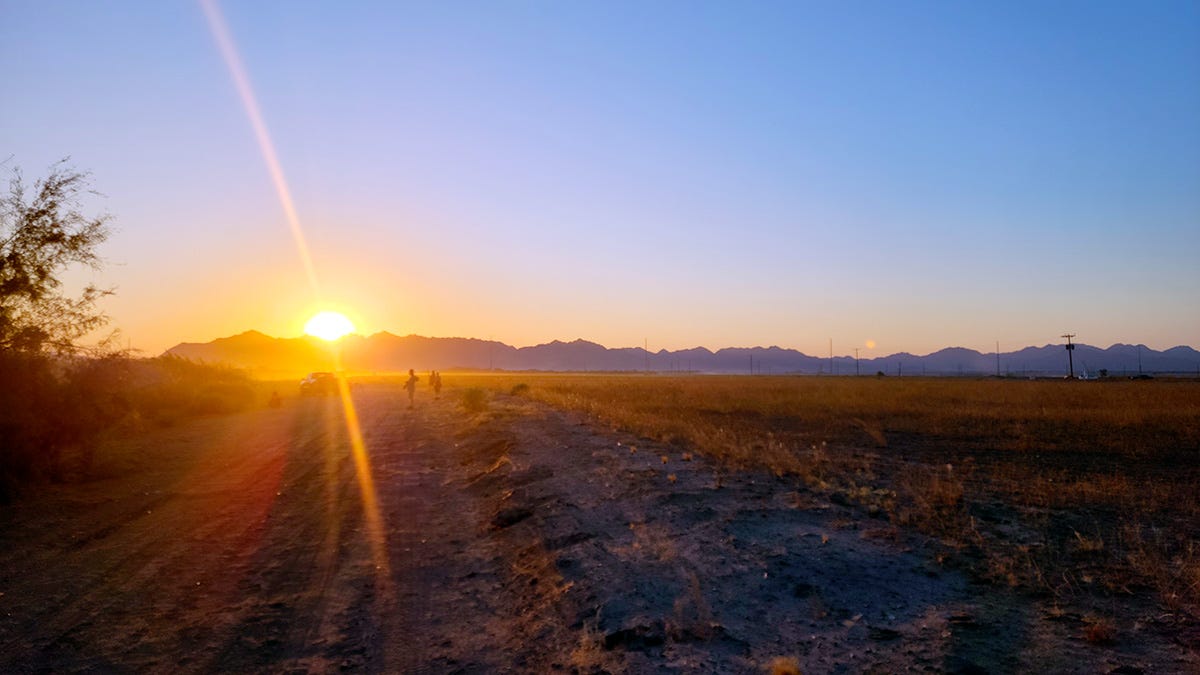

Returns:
854,348,860,376
996,340,1001,378
1061,333,1076,379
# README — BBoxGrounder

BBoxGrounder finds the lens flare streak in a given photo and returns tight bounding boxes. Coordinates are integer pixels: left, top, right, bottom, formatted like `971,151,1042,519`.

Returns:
199,0,320,293
334,364,391,579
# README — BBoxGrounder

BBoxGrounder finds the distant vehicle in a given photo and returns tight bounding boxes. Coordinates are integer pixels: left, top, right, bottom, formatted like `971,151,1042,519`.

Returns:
300,371,337,396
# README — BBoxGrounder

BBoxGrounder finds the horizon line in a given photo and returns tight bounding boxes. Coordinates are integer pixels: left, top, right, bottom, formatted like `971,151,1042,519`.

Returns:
167,329,1197,361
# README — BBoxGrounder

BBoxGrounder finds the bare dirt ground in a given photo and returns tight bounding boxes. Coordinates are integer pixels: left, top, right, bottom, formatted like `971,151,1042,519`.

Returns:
1,385,1194,673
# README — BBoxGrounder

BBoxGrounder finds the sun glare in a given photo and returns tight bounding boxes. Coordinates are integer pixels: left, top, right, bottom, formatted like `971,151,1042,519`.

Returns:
304,311,355,341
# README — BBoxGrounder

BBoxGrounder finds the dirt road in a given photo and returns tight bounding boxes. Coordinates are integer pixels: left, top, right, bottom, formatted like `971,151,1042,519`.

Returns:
1,385,1192,673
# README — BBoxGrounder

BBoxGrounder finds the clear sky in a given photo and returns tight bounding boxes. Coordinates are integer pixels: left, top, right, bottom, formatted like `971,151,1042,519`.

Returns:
2,1,1197,357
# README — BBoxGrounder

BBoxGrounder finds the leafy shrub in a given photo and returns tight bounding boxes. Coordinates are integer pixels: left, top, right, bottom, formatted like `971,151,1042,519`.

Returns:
510,382,530,396
0,353,131,499
0,352,60,499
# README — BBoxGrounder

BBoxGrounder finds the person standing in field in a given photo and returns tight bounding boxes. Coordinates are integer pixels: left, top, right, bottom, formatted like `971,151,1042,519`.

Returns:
403,369,419,408
433,371,443,399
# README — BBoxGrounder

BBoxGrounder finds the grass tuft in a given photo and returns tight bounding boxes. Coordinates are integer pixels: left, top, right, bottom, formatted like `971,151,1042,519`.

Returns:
460,387,489,414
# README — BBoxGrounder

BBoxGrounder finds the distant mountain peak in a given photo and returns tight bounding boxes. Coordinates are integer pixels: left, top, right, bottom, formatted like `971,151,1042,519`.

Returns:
163,331,1199,377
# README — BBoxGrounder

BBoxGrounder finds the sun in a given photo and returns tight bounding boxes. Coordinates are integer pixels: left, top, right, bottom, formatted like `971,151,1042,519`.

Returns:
304,311,355,341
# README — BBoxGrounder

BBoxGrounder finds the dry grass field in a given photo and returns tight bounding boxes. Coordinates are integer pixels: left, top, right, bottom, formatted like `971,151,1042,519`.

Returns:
450,373,1200,621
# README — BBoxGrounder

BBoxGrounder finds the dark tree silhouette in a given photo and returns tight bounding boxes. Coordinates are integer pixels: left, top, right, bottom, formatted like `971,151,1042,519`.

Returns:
1,160,112,353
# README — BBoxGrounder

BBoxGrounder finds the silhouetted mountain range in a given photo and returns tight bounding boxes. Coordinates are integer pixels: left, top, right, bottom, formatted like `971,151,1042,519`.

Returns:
164,331,1200,378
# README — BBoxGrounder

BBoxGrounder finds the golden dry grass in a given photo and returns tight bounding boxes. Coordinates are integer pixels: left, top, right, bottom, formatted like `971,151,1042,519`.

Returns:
452,373,1200,614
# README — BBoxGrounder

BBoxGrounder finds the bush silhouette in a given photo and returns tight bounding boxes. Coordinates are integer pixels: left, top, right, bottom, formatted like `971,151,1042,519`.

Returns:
0,354,255,502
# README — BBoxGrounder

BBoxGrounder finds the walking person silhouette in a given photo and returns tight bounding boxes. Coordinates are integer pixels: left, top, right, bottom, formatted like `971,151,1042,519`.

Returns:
403,368,419,408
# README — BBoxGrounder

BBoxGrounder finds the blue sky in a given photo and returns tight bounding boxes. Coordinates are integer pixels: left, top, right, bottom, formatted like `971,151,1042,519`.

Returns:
2,1,1197,355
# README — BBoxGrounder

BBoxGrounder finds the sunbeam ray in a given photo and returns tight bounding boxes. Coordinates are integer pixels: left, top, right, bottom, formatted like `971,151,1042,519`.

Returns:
199,0,320,293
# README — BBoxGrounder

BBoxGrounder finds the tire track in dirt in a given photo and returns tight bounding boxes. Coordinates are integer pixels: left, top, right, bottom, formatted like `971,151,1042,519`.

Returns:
206,392,404,672
374,398,522,673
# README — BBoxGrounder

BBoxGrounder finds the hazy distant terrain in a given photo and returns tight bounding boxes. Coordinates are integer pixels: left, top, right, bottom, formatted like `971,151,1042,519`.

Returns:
167,331,1200,377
